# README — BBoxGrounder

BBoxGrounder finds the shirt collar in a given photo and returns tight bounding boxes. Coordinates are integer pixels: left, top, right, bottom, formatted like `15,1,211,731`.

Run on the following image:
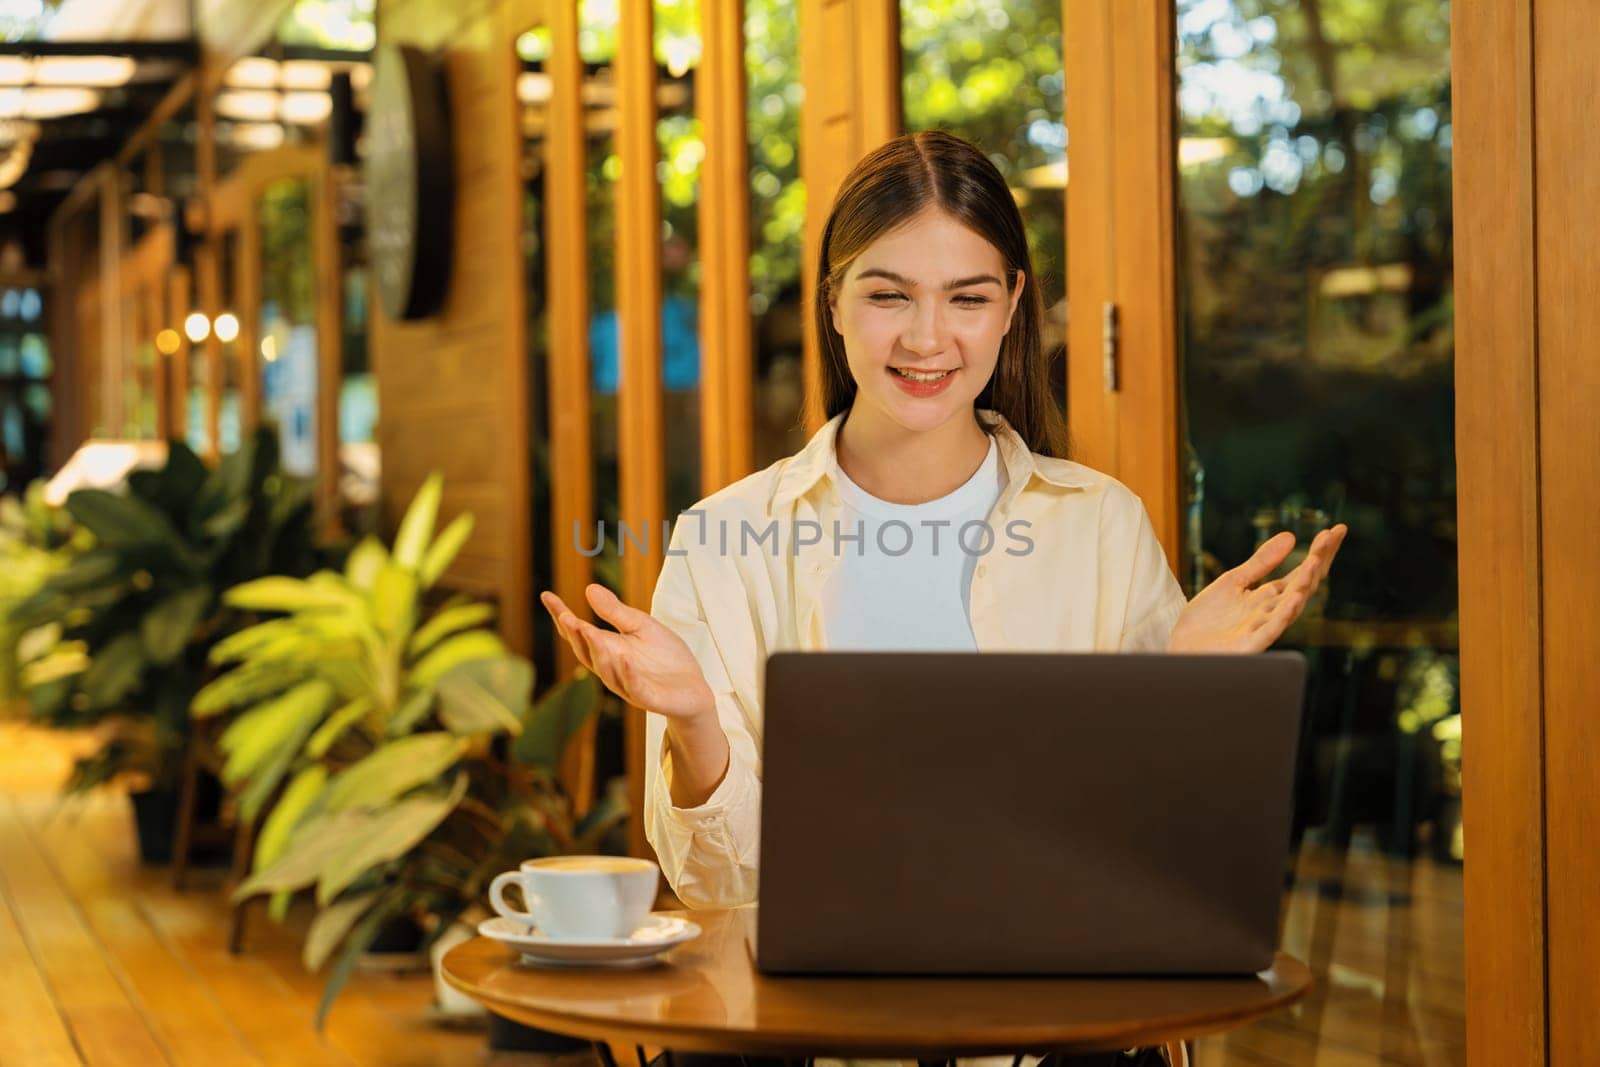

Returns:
771,407,1094,510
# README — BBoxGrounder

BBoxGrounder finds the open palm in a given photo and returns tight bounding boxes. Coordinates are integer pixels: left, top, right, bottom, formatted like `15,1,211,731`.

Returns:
1168,525,1348,653
539,584,715,720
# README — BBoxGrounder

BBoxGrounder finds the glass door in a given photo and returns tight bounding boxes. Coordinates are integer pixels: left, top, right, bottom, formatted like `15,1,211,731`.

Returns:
1172,1,1460,1062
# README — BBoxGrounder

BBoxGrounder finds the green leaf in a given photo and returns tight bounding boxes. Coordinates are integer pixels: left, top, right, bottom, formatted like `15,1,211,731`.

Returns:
418,513,474,589
267,889,293,924
304,889,382,973
140,585,212,665
316,774,466,905
408,630,506,689
315,894,405,1029
393,473,442,572
436,656,530,737
65,489,192,560
514,672,602,771
255,765,329,871
322,732,468,812
41,548,123,594
387,689,435,735
80,631,145,709
306,697,372,758
208,617,306,665
344,536,388,591
406,602,496,660
192,660,305,718
573,785,631,853
235,807,374,898
370,563,417,642
219,679,334,787
223,574,363,615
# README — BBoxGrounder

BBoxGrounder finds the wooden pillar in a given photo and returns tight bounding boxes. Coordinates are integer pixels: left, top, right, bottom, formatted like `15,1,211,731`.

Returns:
1531,0,1600,1057
616,0,666,858
797,0,900,433
698,0,754,488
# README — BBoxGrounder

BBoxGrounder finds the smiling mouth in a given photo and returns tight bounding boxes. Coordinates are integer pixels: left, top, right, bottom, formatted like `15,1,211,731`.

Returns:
889,367,956,382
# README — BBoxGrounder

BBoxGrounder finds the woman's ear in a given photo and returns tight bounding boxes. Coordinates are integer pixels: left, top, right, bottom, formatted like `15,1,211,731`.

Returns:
1004,271,1027,332
828,284,844,334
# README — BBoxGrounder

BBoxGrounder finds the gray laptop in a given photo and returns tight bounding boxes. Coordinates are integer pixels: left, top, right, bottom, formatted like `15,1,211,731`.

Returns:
755,651,1305,976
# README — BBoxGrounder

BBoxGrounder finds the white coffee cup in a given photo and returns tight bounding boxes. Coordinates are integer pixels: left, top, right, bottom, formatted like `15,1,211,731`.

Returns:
489,855,660,939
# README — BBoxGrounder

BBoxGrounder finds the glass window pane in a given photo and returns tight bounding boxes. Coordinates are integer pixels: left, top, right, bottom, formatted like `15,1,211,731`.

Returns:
746,0,806,469
258,178,318,476
1174,1,1461,1061
18,333,48,379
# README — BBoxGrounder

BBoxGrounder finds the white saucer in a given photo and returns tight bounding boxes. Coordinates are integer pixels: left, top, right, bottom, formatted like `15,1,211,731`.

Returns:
478,914,701,966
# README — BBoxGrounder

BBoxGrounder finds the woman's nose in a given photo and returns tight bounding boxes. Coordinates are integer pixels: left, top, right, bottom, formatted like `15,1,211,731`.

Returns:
899,299,949,356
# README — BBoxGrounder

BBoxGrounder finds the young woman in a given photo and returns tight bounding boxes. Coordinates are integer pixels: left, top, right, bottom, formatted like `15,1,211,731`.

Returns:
540,131,1346,913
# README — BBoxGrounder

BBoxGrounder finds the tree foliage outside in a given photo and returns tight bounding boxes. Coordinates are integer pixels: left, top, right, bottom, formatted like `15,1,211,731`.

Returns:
1173,0,1455,626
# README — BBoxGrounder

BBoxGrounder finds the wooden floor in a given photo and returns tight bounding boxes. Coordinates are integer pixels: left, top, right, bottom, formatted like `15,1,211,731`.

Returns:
0,721,1463,1067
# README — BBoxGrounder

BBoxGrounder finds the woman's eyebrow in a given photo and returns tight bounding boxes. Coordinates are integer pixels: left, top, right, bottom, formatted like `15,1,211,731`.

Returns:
856,268,1003,290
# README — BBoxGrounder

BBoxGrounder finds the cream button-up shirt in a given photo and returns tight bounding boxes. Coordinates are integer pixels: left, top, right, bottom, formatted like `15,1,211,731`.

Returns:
644,408,1189,909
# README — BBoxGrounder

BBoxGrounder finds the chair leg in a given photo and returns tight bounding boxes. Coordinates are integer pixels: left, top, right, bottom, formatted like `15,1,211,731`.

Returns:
170,741,201,889
226,813,256,954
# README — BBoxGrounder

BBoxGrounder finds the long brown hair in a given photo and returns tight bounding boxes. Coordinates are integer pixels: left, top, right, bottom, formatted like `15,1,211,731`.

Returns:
811,130,1069,459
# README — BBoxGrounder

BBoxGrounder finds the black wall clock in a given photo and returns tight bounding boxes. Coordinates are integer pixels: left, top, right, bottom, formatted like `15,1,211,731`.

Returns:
364,43,454,321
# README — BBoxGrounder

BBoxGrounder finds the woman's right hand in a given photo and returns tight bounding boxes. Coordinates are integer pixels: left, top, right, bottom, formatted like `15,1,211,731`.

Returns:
539,584,716,724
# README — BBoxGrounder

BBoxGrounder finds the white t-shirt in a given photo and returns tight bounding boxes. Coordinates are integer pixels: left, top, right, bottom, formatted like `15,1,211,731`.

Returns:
821,434,1007,651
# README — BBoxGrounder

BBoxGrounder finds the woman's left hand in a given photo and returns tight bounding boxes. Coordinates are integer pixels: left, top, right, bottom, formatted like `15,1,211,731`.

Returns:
1167,524,1348,653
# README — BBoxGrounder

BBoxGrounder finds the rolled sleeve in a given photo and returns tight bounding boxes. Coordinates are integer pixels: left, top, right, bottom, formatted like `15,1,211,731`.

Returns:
1108,486,1189,652
644,532,763,909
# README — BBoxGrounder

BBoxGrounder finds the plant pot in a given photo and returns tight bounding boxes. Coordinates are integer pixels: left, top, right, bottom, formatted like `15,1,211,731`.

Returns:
130,771,229,867
429,920,488,1023
129,787,182,864
355,914,431,974
486,1012,592,1053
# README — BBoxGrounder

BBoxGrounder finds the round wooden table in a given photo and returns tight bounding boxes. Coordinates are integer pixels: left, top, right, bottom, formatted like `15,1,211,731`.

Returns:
442,909,1312,1058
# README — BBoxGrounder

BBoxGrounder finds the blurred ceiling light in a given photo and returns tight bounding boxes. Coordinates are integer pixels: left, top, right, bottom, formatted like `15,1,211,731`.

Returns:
155,328,181,355
213,312,240,343
23,87,100,119
0,58,31,86
0,87,99,120
183,311,211,343
280,60,331,92
231,122,285,151
279,90,331,125
517,72,552,105
215,89,278,123
1178,137,1234,168
225,57,279,89
261,335,278,362
33,56,136,87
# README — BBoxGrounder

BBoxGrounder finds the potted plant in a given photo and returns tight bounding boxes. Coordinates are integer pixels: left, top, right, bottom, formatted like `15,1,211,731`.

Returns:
196,472,623,1027
11,431,322,860
0,480,78,710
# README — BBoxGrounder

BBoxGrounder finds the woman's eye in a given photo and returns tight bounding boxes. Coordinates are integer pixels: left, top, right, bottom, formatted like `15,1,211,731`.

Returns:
868,292,907,304
953,295,990,307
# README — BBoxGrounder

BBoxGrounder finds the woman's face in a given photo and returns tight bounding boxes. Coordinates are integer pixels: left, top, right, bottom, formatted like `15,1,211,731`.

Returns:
829,207,1024,434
